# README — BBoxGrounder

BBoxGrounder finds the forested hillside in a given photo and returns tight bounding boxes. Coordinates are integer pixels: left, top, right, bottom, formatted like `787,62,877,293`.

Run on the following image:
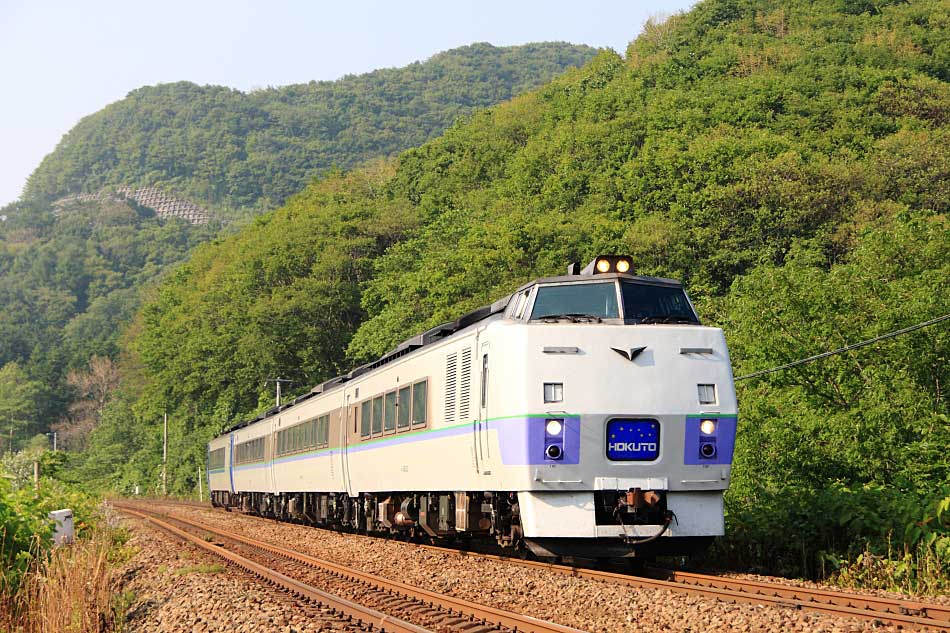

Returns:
23,43,596,212
0,197,217,441
0,42,594,454
97,0,950,583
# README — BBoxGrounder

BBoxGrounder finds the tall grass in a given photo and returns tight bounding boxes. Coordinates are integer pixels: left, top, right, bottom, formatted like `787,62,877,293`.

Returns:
827,541,950,596
0,530,115,633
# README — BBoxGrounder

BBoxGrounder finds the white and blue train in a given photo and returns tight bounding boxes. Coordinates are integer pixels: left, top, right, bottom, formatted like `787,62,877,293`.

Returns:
207,256,738,558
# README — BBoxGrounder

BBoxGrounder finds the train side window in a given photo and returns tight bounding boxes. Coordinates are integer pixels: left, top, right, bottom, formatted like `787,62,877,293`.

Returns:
360,401,371,438
514,290,530,319
209,448,225,470
397,385,411,430
372,396,383,435
412,380,427,427
384,391,397,433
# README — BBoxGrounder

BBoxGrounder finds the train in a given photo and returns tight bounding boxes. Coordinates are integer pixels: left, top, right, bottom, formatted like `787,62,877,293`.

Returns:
207,256,738,559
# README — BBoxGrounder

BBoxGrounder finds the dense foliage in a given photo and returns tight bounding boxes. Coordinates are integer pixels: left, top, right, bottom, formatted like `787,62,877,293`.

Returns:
0,198,217,445
719,213,949,577
24,43,596,212
94,0,950,581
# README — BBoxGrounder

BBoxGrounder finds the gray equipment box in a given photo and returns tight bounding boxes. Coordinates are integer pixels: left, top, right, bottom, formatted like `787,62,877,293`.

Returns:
48,509,74,545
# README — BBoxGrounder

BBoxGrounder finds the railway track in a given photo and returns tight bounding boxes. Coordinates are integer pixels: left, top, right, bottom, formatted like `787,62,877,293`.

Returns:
116,503,584,633
122,500,950,631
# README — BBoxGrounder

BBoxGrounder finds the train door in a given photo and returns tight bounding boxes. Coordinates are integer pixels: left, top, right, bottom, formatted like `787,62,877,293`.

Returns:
475,341,494,475
228,432,235,495
341,393,354,496
267,418,278,495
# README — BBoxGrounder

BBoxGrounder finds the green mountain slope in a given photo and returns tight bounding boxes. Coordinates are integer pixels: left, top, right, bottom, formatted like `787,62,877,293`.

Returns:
23,42,596,212
114,0,949,582
0,197,218,433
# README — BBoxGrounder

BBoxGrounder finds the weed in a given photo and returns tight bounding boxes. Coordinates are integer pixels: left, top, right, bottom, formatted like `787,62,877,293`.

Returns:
173,563,224,575
111,589,136,633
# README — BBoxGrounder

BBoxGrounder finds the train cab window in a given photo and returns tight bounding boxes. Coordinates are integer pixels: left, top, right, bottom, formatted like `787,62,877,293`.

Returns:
360,401,371,437
372,396,383,435
397,385,411,430
384,391,397,433
411,380,427,427
530,282,619,320
620,281,699,324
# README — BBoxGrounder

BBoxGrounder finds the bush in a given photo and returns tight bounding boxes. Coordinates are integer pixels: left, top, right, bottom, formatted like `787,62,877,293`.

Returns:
0,476,101,593
715,484,950,592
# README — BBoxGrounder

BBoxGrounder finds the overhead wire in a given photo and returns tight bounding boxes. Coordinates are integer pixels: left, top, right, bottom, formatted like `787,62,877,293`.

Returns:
734,313,950,382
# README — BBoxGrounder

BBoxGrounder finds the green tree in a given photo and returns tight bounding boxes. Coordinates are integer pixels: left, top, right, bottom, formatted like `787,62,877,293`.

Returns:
0,362,42,452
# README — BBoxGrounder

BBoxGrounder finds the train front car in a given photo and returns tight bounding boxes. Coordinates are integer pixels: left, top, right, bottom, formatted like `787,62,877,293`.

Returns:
488,256,737,559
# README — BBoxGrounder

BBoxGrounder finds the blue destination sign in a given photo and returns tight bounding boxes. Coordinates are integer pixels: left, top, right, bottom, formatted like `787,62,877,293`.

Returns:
606,419,660,461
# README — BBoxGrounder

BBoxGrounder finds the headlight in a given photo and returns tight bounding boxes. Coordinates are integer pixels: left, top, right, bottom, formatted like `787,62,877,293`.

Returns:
700,419,716,435
546,419,563,436
615,259,631,273
595,258,611,273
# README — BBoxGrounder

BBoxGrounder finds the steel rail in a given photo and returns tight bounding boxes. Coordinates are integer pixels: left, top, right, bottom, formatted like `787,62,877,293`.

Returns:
433,546,950,631
130,499,950,631
117,503,584,633
119,506,431,633
647,567,950,624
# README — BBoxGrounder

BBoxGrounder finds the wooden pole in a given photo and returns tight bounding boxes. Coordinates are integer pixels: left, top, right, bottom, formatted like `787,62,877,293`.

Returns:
162,412,168,496
197,465,204,503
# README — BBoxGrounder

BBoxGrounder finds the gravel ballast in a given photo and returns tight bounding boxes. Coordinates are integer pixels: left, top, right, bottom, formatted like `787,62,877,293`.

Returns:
135,502,929,632
116,515,366,632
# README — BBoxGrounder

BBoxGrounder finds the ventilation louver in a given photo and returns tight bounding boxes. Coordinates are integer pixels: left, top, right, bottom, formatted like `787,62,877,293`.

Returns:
445,352,458,424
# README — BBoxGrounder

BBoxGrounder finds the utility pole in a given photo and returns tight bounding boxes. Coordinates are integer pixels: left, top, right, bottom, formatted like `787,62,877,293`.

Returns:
197,464,204,503
265,378,294,407
162,411,168,496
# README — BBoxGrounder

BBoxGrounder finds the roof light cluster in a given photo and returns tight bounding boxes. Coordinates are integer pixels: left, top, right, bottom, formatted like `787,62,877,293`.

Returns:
576,255,634,275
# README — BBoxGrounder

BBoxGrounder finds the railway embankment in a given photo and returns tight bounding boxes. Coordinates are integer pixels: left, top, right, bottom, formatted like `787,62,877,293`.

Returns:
117,500,950,632
115,512,364,632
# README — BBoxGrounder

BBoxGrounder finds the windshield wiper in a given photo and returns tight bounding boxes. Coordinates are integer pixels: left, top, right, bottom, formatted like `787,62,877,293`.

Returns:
540,313,603,323
637,315,694,324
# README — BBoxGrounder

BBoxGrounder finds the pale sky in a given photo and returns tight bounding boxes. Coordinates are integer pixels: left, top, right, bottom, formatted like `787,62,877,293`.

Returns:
0,0,696,208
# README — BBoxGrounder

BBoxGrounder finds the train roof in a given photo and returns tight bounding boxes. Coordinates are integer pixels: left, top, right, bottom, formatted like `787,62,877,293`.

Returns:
223,270,683,434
